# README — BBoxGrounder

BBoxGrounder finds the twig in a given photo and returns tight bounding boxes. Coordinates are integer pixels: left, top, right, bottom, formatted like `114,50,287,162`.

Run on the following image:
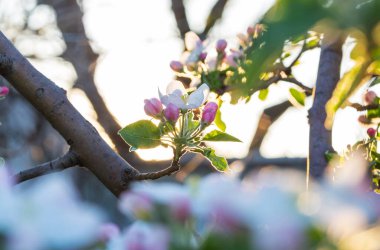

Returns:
350,102,379,111
14,150,80,184
283,77,313,94
199,0,229,39
134,159,180,180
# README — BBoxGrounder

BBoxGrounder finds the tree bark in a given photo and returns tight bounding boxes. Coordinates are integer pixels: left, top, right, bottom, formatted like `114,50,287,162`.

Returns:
0,31,139,196
308,36,342,179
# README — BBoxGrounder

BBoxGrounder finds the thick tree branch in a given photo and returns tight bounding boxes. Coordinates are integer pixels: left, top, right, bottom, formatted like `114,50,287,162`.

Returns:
0,31,139,196
14,150,79,183
308,36,343,179
171,0,191,40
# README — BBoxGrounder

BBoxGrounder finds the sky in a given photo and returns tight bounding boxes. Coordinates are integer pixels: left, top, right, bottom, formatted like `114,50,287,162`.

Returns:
1,0,370,161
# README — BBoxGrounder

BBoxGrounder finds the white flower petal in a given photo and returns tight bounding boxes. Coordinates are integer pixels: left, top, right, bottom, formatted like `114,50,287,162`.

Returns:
185,31,200,51
166,80,186,96
187,83,209,109
166,94,187,109
158,88,169,106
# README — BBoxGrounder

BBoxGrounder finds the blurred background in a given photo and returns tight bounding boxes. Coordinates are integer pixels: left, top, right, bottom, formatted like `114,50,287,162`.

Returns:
0,0,370,222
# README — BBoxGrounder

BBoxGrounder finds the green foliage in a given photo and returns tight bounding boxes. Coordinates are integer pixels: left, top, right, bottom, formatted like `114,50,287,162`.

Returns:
202,148,229,171
289,88,306,106
203,130,241,142
118,120,161,150
258,88,269,101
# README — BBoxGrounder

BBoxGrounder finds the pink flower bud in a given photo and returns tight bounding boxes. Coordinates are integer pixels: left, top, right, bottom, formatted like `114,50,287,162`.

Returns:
364,91,377,104
199,52,207,62
164,103,180,123
0,86,9,96
201,102,218,125
144,98,163,118
216,39,227,53
170,60,183,72
367,128,376,138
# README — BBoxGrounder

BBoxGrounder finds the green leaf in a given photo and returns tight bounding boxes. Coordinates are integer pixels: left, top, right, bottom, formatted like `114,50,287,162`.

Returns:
214,109,226,132
186,112,199,132
258,88,269,101
289,88,306,106
202,148,229,172
118,120,161,150
203,130,241,142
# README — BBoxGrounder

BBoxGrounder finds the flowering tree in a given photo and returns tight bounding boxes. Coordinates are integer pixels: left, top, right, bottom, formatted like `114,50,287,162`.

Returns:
1,0,380,249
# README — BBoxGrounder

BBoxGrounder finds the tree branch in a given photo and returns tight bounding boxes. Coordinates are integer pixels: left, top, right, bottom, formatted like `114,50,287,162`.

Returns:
171,0,191,40
199,0,229,39
14,150,79,183
308,35,343,179
0,31,139,196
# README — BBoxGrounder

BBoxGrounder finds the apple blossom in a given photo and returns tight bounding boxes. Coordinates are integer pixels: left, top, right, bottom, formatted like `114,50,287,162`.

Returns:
159,80,210,110
144,98,162,118
225,49,243,68
201,102,218,125
184,31,205,65
98,223,120,242
199,52,207,62
164,103,180,123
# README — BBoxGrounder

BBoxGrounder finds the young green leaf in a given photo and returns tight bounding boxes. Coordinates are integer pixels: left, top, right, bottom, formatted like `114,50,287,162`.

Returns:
258,88,269,101
202,148,229,172
289,88,306,106
118,120,161,150
203,130,241,142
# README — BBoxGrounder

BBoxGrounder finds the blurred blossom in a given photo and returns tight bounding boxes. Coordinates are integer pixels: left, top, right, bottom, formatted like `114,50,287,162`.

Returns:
119,191,153,219
184,32,205,65
0,86,9,96
215,39,227,53
98,223,120,242
169,60,183,72
225,49,243,67
108,221,170,250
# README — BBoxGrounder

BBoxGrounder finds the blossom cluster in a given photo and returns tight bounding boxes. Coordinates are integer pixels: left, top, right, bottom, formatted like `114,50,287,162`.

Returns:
108,153,380,250
119,81,241,171
168,25,264,102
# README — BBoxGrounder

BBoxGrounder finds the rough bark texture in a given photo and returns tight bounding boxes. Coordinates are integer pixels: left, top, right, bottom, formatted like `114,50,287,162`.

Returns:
308,37,342,179
0,31,139,196
171,0,191,39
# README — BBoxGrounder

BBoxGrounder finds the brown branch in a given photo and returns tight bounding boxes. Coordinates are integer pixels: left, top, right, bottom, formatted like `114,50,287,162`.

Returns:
171,0,191,40
0,31,139,196
283,77,313,94
308,35,343,179
135,158,180,180
39,0,137,162
14,150,79,184
199,0,229,39
350,102,379,111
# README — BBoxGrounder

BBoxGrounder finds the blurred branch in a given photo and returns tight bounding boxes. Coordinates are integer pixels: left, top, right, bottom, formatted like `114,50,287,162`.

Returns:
199,0,229,40
171,0,191,40
14,150,80,184
308,35,343,179
39,0,138,163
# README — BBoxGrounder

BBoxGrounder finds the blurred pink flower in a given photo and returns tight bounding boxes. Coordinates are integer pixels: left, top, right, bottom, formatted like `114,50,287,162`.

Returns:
201,102,218,124
164,103,180,123
0,86,9,96
144,98,162,118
